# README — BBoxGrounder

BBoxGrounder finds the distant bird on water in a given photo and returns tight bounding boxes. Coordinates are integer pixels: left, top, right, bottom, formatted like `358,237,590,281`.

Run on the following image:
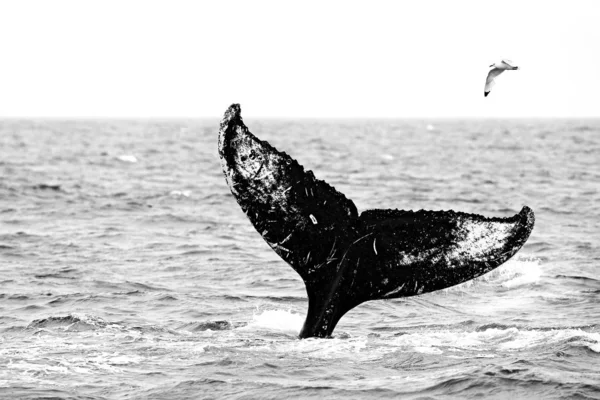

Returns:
485,59,519,97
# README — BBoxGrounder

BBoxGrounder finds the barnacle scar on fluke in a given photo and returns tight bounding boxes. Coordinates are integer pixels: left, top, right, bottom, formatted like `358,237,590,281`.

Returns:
218,104,535,339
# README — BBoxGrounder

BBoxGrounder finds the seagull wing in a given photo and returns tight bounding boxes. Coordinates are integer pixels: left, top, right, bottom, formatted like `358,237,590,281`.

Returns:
484,68,504,96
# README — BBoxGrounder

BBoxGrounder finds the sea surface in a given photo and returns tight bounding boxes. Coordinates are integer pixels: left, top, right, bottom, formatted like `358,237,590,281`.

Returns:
1,117,599,399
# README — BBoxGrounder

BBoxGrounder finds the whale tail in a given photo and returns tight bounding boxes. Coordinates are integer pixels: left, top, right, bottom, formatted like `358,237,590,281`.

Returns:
218,104,535,338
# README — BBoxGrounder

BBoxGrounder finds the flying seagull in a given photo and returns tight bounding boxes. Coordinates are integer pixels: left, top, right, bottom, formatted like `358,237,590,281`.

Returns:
485,59,519,97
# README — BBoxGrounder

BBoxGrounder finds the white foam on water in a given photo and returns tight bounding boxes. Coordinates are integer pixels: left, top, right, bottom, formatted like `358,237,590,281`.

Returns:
169,190,191,197
292,336,368,356
107,353,143,366
240,309,372,358
388,327,599,355
262,335,369,359
116,154,138,163
249,324,598,362
245,309,304,335
412,346,443,354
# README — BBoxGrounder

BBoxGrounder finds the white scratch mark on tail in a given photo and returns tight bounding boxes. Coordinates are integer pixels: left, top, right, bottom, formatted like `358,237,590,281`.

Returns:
384,283,405,298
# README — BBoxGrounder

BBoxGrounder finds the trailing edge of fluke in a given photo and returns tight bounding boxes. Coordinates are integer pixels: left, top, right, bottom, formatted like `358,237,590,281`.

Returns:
218,104,535,339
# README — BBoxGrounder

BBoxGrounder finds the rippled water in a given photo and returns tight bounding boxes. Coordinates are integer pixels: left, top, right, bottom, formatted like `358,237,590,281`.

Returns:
1,117,599,399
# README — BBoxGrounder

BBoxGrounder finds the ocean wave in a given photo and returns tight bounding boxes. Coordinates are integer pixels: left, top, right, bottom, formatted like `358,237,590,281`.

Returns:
555,274,599,283
27,314,111,331
387,327,600,355
31,183,62,191
230,309,600,358
178,320,247,332
2,118,599,399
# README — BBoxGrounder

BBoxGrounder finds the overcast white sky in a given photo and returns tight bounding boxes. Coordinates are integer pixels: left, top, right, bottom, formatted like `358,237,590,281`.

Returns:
1,0,599,118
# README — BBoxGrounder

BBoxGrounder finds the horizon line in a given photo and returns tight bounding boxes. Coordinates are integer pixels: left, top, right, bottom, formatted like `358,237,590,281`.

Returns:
1,115,600,120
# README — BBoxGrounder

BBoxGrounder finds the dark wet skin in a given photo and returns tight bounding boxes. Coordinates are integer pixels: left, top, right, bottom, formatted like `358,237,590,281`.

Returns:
218,104,535,338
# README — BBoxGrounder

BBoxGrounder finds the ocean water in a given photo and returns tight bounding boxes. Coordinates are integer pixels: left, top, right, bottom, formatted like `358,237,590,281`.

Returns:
0,117,599,399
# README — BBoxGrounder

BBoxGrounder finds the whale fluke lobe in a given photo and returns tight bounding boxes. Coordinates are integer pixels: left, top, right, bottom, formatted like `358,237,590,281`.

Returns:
218,104,535,338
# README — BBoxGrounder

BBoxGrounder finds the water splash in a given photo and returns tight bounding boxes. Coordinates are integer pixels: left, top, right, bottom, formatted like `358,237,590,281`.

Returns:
499,258,543,288
445,257,542,292
246,309,304,335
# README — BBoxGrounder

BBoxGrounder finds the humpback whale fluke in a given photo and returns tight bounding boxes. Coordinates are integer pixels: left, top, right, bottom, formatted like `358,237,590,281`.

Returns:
218,104,535,338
